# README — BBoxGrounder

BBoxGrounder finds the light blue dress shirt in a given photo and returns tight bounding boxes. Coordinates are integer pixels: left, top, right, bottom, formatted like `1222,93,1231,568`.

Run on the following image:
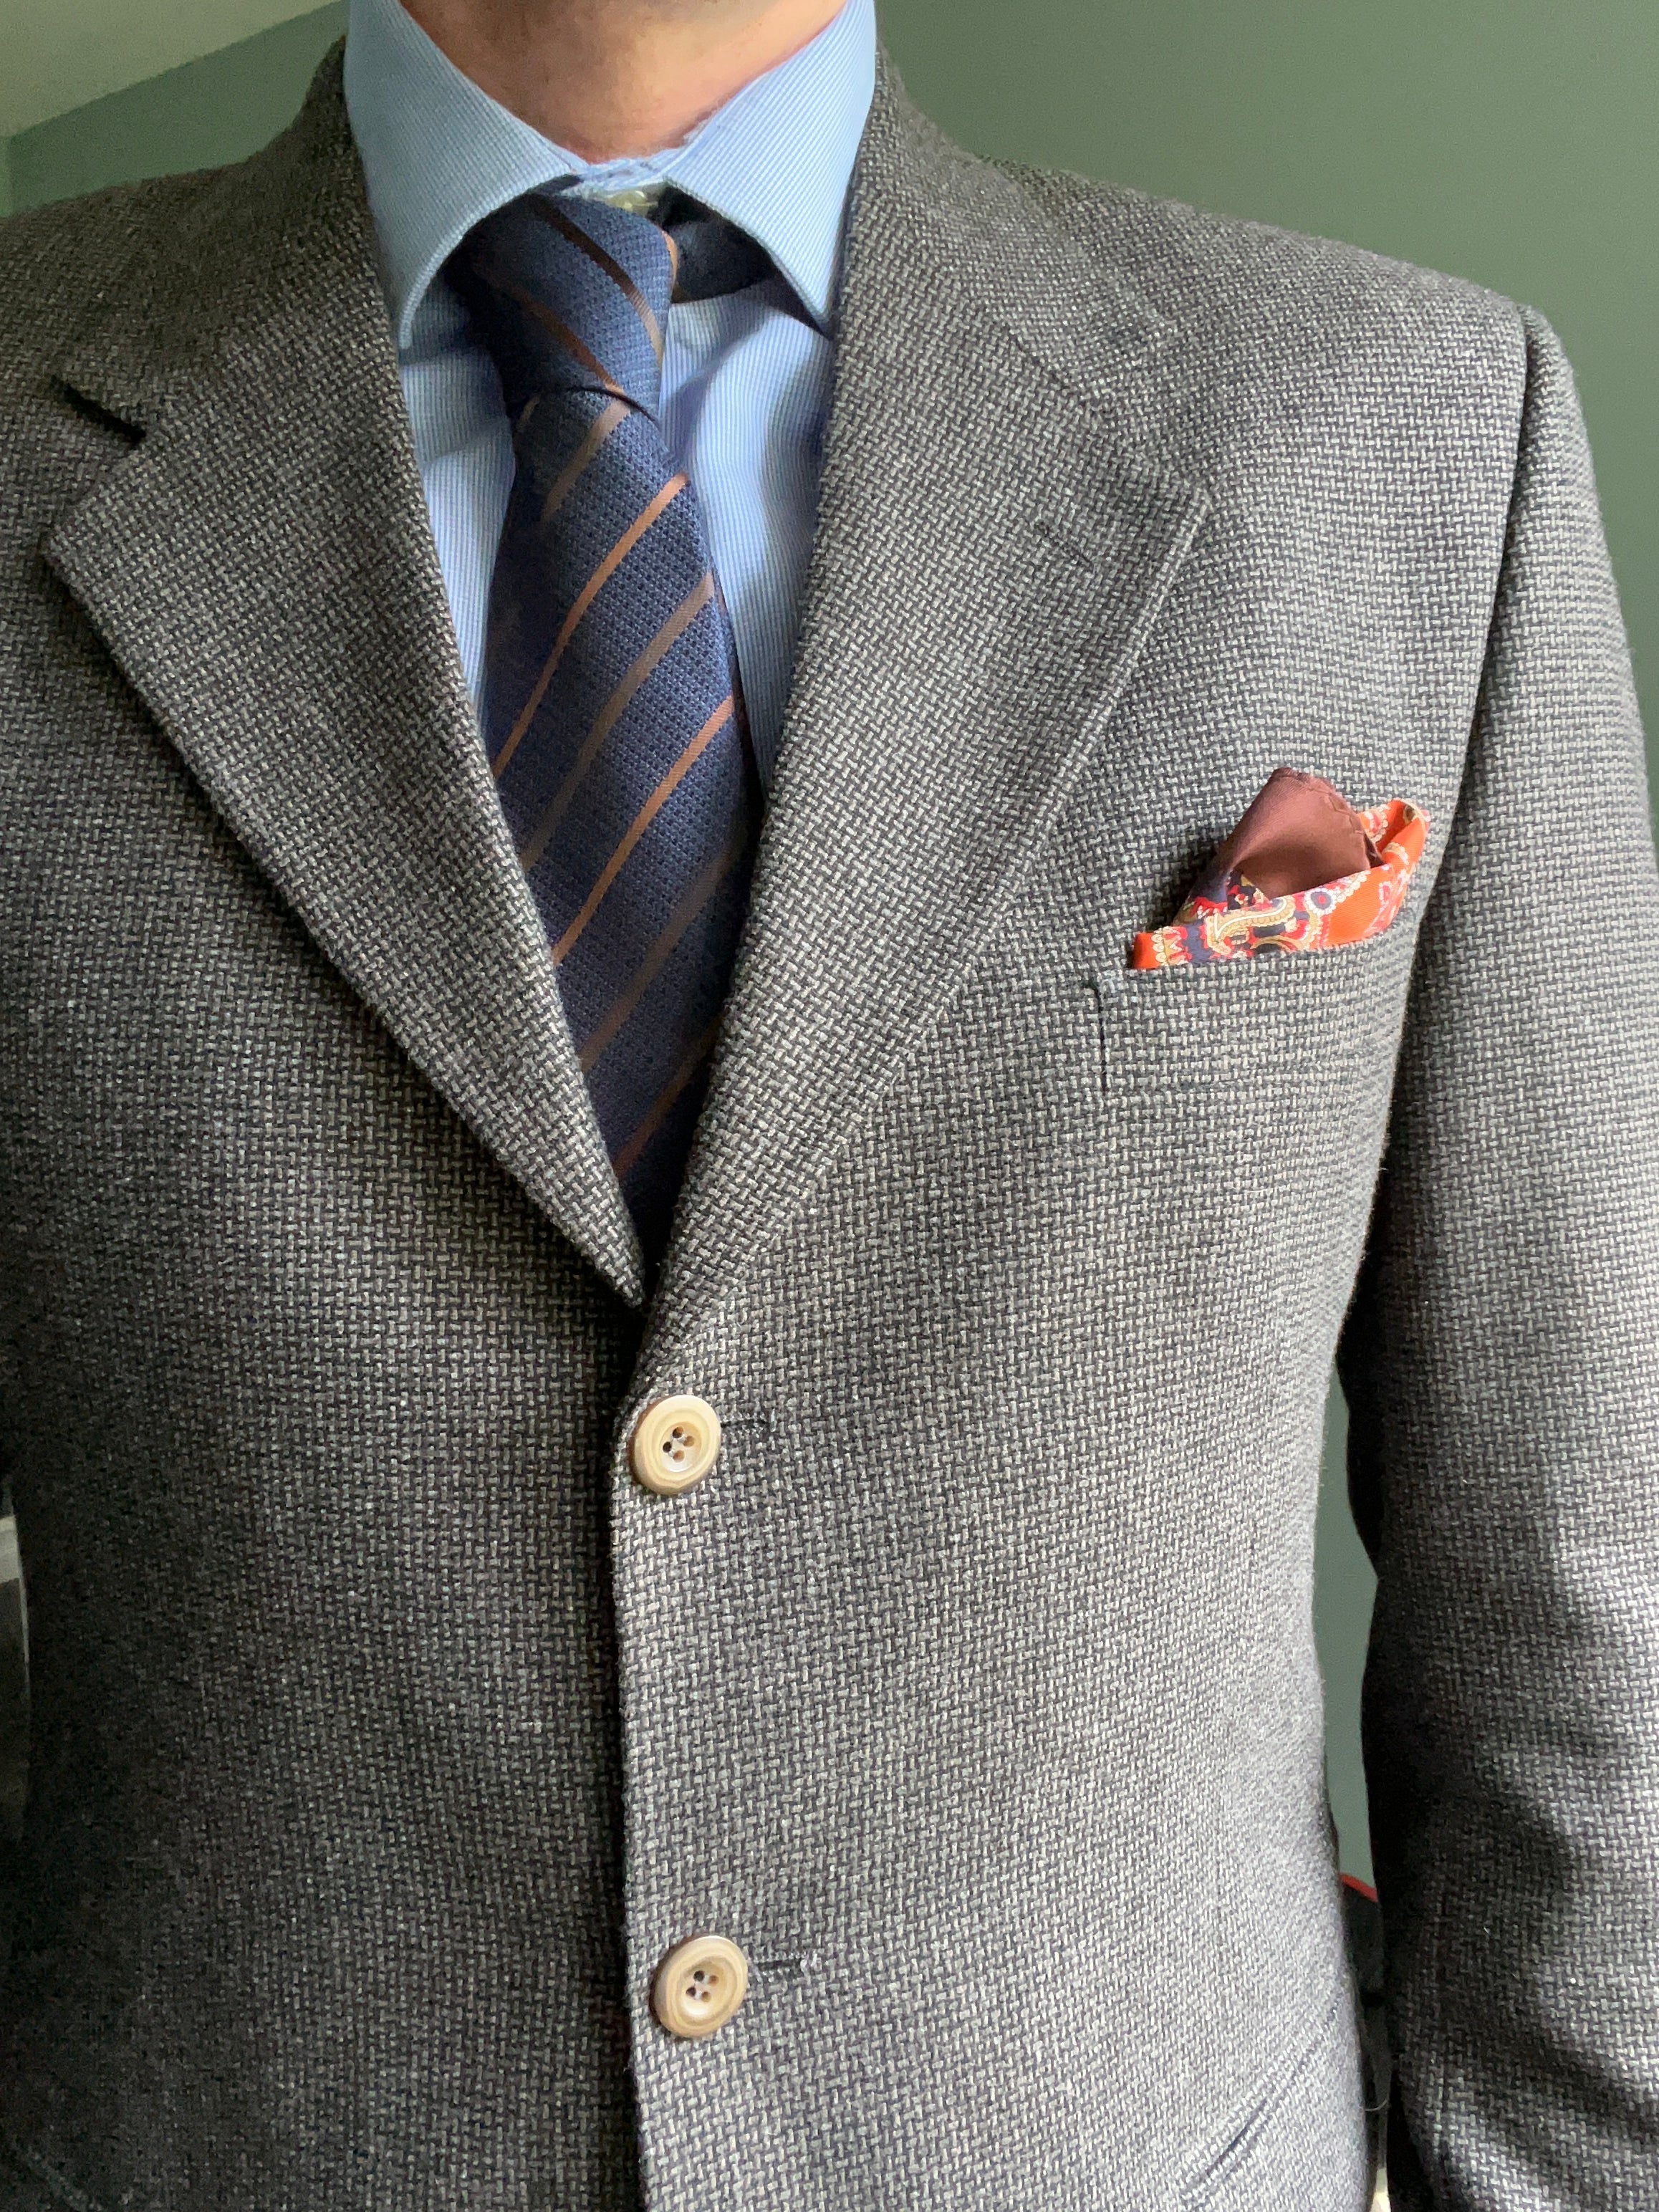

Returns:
342,0,875,786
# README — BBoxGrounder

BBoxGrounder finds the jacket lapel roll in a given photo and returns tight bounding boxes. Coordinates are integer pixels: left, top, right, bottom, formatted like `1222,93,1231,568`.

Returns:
38,53,1203,1331
42,56,645,1307
645,69,1210,1352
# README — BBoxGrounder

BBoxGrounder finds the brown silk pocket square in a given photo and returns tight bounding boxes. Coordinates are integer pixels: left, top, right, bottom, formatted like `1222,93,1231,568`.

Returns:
1211,767,1375,896
1130,767,1429,969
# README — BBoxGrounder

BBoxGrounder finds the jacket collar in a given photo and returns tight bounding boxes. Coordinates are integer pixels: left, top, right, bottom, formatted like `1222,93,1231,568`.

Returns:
45,51,1207,1332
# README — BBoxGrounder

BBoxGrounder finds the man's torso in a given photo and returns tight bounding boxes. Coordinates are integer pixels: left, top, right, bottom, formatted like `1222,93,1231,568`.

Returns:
0,48,1529,2212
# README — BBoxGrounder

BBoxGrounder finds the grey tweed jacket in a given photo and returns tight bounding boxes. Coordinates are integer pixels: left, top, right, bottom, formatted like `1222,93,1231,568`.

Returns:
0,45,1655,2212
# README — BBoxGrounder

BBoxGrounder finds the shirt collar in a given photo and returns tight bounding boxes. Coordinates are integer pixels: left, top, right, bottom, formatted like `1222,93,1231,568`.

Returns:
343,0,876,352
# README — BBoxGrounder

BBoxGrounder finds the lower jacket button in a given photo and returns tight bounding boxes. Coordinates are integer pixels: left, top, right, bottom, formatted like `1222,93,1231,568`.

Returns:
652,1934,749,2039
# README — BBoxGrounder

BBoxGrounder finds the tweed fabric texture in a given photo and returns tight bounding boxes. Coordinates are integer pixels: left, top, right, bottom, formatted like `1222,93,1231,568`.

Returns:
0,45,1655,2212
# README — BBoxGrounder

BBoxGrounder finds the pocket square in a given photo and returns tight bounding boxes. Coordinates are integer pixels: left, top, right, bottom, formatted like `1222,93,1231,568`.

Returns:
1130,766,1428,970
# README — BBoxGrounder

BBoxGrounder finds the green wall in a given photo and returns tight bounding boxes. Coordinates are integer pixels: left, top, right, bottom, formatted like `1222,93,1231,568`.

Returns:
7,6,345,211
5,0,1656,1887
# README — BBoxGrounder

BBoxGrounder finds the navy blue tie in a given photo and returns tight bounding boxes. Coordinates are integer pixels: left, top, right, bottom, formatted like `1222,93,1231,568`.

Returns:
446,192,766,1266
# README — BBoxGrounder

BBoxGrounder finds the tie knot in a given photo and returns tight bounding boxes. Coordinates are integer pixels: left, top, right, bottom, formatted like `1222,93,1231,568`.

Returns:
446,191,676,422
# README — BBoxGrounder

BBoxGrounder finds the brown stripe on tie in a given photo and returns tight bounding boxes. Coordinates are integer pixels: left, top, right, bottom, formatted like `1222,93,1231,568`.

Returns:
540,396,629,526
505,282,629,400
576,819,752,1074
491,473,690,780
517,573,716,872
551,695,734,963
610,1012,725,1181
531,198,665,362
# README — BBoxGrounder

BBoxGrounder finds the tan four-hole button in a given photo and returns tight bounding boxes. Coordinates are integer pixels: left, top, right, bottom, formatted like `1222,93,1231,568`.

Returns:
653,1934,749,2039
630,1395,721,1496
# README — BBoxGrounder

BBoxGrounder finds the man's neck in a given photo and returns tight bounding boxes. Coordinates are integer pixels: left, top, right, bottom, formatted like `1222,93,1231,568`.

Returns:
399,0,849,159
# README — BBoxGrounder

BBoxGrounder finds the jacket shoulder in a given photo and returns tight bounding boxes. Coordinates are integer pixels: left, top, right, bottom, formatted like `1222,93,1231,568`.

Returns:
0,170,229,378
1003,163,1529,400
0,45,346,393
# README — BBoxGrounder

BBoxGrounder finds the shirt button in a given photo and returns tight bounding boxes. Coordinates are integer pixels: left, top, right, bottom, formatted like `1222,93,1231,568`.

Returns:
629,1395,722,1496
652,1934,749,2039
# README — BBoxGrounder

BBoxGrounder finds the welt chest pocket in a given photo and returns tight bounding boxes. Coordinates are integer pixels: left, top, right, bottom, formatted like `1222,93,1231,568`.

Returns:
1085,919,1421,1311
1091,913,1421,1107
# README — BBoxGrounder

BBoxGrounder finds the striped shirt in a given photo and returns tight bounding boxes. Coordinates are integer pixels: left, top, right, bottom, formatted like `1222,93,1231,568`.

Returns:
342,0,876,787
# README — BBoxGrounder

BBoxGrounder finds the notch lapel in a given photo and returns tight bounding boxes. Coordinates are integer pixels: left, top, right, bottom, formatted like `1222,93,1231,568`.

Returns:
646,69,1210,1355
44,57,645,1305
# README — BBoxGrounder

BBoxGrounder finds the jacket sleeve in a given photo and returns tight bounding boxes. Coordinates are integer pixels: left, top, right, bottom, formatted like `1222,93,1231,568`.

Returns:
1337,307,1659,2211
